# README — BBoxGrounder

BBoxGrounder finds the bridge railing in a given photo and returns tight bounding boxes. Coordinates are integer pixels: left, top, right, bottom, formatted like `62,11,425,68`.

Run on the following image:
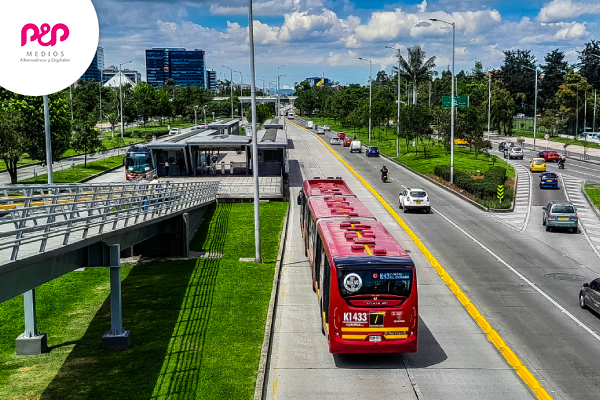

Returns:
0,181,219,262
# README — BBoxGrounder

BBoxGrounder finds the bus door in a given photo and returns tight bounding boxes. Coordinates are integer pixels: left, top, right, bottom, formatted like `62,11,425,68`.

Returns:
319,251,330,335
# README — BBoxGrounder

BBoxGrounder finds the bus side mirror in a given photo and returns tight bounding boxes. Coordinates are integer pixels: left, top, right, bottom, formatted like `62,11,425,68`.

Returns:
297,195,302,206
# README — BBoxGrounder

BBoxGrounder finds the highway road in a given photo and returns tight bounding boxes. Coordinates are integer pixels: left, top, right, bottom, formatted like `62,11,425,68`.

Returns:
265,120,600,400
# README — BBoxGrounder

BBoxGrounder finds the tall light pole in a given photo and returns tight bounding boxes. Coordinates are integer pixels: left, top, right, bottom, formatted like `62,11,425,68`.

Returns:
203,105,207,126
248,0,261,263
487,72,492,140
386,46,401,157
222,65,234,118
43,95,53,184
429,18,455,183
119,60,132,139
358,57,372,142
234,70,244,121
99,69,103,125
194,105,198,127
522,65,538,150
277,65,286,117
591,54,600,132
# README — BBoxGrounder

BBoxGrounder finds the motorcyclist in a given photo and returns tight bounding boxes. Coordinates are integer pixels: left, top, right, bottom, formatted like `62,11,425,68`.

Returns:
380,165,389,180
559,155,566,168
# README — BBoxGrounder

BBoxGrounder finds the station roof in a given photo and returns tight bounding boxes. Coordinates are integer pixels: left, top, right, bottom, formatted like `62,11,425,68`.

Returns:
318,220,411,260
186,134,251,148
302,179,355,199
309,196,375,221
263,118,283,129
255,128,287,149
209,118,240,128
146,130,218,149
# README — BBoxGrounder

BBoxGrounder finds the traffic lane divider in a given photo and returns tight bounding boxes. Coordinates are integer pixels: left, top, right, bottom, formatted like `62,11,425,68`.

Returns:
286,119,553,399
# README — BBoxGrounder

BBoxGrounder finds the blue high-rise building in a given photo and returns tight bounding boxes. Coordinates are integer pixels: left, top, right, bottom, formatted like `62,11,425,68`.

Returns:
80,47,105,82
145,48,205,88
206,69,216,91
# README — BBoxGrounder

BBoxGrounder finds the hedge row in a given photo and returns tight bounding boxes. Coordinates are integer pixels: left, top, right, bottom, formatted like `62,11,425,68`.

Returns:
434,165,513,201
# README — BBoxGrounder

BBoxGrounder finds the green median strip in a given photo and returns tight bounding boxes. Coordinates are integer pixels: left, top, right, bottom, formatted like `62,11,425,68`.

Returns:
0,202,288,399
18,154,125,184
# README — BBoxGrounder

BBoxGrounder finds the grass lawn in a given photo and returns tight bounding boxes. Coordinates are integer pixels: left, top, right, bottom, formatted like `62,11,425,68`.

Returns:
585,184,600,212
0,202,288,399
19,154,125,184
309,117,515,178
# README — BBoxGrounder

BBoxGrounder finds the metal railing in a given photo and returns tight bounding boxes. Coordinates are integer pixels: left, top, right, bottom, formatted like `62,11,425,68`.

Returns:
0,181,219,262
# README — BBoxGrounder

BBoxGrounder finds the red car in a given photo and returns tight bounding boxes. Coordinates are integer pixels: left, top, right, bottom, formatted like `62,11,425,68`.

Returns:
343,137,352,147
337,131,346,139
537,150,560,162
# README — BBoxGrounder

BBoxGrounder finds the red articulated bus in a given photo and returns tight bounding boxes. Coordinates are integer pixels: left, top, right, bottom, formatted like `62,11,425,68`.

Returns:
297,178,418,354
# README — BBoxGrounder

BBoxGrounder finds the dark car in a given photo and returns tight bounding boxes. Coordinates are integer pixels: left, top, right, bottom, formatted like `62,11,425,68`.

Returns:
366,146,380,157
498,141,515,152
580,278,600,313
542,201,578,232
537,150,560,162
539,172,559,189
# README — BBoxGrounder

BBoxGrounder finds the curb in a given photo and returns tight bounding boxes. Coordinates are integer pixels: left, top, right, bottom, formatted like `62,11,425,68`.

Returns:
78,162,124,183
581,181,600,221
253,197,290,400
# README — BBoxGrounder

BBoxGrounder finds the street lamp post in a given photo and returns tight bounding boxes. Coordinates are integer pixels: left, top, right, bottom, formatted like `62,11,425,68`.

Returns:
385,46,401,156
522,65,538,150
203,105,207,126
43,95,53,184
234,70,244,121
119,60,132,139
277,65,286,117
487,72,492,140
222,65,234,118
358,57,372,143
248,0,262,263
194,105,198,127
591,54,600,132
429,18,455,183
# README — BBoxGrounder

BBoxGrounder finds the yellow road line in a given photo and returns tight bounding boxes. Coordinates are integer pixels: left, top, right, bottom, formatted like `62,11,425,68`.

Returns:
288,119,552,400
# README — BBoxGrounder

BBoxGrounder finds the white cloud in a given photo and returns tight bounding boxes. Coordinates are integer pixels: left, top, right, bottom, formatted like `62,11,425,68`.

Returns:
210,0,304,16
418,0,427,13
327,50,359,66
553,22,587,40
537,0,600,22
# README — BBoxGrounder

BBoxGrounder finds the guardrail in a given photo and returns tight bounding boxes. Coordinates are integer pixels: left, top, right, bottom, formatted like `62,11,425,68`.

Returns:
0,181,219,262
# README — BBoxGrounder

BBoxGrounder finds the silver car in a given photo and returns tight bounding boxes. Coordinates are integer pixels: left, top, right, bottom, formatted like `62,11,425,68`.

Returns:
580,278,600,313
330,137,342,145
508,146,524,160
323,125,331,131
542,201,578,232
317,127,325,134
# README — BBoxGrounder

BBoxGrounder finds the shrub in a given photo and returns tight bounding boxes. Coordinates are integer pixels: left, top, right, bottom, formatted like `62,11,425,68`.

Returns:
434,165,511,200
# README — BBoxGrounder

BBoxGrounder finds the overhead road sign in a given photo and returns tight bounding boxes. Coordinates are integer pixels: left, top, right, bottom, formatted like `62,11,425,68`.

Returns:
442,96,469,109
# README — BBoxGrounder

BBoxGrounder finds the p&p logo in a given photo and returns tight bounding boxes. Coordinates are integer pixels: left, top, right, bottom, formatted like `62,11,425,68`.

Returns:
0,0,99,96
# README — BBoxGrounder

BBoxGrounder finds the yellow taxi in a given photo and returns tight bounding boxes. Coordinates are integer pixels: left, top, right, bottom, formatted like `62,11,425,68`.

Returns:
530,158,546,172
454,138,468,145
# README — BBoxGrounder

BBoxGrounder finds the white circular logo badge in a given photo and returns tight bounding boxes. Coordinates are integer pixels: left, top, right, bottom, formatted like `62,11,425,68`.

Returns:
343,273,362,292
0,0,99,96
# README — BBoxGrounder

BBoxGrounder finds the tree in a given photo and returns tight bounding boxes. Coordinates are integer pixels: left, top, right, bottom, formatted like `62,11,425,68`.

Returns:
155,90,173,125
540,49,569,111
71,117,105,167
399,105,432,156
461,106,486,151
556,71,591,135
498,49,537,114
246,104,272,124
398,45,436,105
490,82,516,135
0,105,26,183
578,40,600,91
538,110,559,137
132,82,157,126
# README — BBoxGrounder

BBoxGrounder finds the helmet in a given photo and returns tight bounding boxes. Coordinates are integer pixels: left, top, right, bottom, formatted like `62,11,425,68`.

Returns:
383,165,387,169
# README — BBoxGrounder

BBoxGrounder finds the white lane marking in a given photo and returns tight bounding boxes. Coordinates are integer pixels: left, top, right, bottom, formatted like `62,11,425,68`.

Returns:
561,174,600,261
402,358,423,400
523,166,533,233
432,204,600,343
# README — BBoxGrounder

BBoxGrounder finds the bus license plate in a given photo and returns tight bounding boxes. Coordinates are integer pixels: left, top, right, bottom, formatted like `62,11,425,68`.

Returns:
369,335,382,342
415,201,421,204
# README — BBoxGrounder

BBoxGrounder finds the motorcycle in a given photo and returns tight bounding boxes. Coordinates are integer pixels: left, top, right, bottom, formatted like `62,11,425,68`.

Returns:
381,171,388,183
558,160,565,169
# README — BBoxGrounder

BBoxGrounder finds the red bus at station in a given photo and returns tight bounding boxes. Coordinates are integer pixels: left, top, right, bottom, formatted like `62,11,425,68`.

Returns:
314,220,418,354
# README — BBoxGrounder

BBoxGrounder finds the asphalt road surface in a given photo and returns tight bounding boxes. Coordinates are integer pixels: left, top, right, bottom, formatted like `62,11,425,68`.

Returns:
266,120,600,400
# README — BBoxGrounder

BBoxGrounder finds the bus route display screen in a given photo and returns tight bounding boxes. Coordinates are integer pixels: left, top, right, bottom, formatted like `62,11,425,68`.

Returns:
337,268,412,298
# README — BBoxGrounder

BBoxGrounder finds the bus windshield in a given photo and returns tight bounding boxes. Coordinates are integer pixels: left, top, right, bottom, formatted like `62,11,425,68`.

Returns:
337,268,412,298
126,155,152,173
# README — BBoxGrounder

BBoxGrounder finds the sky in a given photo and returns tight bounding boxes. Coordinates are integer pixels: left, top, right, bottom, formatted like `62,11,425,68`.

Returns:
92,0,600,89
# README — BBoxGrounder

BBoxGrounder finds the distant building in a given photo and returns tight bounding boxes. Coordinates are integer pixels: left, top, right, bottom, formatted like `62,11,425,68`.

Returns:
305,77,330,87
80,47,104,82
206,69,216,91
145,48,205,88
103,65,141,85
104,72,137,89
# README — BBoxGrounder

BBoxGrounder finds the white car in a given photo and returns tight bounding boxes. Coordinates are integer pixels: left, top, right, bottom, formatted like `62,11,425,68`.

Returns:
316,126,325,134
307,121,314,129
169,128,181,135
399,188,431,213
323,125,331,131
508,146,524,159
350,140,362,153
330,137,342,145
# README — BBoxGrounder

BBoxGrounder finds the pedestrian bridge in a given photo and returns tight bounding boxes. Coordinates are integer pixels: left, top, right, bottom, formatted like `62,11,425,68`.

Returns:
0,181,218,354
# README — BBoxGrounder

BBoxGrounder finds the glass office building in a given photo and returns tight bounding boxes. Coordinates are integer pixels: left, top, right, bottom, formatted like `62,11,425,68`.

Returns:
80,47,105,82
145,48,205,88
206,69,216,91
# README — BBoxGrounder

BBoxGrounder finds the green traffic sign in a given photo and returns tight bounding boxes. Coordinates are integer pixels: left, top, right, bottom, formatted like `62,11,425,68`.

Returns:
442,95,470,109
497,184,504,201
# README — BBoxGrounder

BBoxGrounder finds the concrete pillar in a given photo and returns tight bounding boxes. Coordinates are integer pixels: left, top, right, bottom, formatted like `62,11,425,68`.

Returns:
102,244,131,350
16,288,47,355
